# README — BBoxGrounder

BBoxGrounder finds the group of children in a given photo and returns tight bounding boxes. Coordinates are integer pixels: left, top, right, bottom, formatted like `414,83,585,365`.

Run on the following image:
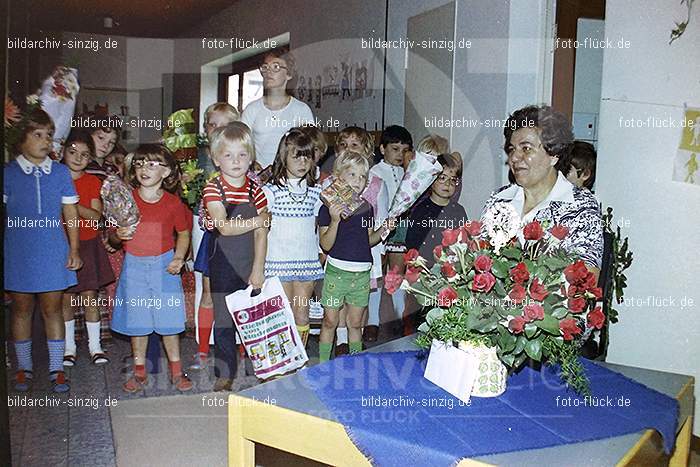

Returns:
5,49,477,395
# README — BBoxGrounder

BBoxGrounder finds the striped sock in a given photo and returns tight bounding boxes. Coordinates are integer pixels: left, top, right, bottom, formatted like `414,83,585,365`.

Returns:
319,343,332,362
349,341,363,354
14,339,32,372
47,339,65,373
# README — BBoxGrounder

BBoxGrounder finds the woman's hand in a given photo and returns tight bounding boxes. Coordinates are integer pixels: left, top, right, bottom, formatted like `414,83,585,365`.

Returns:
166,257,185,275
248,264,265,289
66,249,83,270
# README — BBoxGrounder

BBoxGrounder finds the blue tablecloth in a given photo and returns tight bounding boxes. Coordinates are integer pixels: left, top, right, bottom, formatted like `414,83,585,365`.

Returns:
300,351,679,466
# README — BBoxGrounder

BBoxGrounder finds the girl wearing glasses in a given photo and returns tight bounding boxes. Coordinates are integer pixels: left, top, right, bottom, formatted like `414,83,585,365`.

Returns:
110,144,193,393
61,131,115,368
263,128,324,348
241,50,315,168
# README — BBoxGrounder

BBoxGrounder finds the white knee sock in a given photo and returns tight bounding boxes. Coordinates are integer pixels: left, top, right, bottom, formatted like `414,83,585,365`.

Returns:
392,289,406,321
367,290,381,326
336,327,348,345
86,321,102,354
64,319,76,355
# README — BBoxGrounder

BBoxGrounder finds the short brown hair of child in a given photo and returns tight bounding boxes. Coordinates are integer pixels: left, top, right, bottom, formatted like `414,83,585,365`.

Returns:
570,140,597,189
300,124,328,156
63,129,96,159
416,134,449,156
271,128,317,187
203,102,240,128
335,126,375,159
16,108,55,153
437,153,463,178
127,144,181,193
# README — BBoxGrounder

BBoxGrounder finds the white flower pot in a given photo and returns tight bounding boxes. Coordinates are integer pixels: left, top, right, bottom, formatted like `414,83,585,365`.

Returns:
458,341,507,398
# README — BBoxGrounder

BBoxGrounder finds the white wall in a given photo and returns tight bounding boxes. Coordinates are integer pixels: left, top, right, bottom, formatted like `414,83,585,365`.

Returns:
597,0,700,434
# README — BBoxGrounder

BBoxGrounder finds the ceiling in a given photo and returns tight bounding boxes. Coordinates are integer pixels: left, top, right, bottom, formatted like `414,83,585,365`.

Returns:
22,0,236,38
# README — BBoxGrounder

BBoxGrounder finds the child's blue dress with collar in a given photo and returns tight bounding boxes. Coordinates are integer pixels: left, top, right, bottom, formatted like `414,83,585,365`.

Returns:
4,156,79,292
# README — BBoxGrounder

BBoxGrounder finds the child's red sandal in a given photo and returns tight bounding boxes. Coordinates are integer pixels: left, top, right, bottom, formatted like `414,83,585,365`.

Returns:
172,374,193,392
123,374,147,393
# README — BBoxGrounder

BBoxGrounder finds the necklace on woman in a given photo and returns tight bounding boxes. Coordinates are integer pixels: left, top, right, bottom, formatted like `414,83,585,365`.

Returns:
287,180,308,204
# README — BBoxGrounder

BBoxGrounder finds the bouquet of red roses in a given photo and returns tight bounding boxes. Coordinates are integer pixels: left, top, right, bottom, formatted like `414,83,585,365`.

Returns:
385,203,604,395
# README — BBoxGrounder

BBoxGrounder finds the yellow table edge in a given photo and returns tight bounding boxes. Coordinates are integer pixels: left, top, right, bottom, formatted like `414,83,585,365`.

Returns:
229,377,694,467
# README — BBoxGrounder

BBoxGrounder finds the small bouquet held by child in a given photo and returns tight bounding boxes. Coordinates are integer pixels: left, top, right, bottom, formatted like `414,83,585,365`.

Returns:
101,175,140,232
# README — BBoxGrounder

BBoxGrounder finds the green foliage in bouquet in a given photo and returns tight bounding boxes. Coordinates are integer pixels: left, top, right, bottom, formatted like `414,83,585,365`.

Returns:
179,159,218,211
386,203,607,396
602,207,633,324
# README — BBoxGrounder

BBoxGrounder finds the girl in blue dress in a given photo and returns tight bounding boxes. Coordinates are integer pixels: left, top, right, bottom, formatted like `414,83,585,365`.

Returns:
4,108,83,393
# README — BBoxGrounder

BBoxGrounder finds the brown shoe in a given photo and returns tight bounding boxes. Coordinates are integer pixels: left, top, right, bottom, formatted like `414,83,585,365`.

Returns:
363,325,379,343
335,343,349,356
213,378,233,392
172,374,193,392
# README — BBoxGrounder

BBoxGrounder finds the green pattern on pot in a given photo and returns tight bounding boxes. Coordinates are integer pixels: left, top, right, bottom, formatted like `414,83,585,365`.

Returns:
458,341,507,397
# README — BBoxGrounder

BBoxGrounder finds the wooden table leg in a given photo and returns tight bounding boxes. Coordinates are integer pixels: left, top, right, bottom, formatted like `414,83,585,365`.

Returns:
229,395,255,467
669,416,692,467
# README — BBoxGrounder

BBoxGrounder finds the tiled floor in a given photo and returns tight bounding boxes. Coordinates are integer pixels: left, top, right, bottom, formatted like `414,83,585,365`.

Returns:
7,305,407,466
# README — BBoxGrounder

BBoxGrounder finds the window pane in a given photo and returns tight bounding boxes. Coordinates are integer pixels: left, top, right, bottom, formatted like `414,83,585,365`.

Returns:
228,74,239,108
242,69,263,109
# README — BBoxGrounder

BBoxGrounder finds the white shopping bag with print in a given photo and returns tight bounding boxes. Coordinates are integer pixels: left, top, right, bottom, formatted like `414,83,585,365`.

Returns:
225,277,308,379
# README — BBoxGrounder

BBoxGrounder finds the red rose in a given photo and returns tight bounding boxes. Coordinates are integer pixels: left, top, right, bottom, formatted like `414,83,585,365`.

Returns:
508,316,526,334
523,221,544,241
384,266,404,294
441,261,458,278
467,240,479,252
404,248,420,264
433,245,443,260
590,287,603,300
564,260,589,285
523,303,545,322
567,296,587,313
471,272,496,293
567,285,580,298
437,286,459,307
529,278,549,301
509,262,530,284
549,224,569,240
462,220,482,237
473,255,493,273
587,306,605,329
581,272,598,291
508,284,527,304
441,228,460,247
478,240,491,249
560,318,582,341
405,265,421,284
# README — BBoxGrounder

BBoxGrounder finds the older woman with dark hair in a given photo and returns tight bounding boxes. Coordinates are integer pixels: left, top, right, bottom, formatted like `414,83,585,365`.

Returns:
482,105,603,274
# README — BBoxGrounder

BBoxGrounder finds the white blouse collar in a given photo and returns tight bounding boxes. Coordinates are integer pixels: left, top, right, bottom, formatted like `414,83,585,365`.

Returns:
17,155,53,175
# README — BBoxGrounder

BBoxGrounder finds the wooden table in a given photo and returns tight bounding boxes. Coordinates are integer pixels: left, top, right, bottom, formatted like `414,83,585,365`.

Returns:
229,336,694,466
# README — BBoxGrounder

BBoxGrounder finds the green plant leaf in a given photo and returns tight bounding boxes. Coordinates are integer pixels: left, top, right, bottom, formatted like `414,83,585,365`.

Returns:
501,247,521,260
536,314,561,335
525,323,538,338
501,352,516,367
551,308,568,319
514,335,526,354
525,339,542,360
425,308,445,325
492,260,509,279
